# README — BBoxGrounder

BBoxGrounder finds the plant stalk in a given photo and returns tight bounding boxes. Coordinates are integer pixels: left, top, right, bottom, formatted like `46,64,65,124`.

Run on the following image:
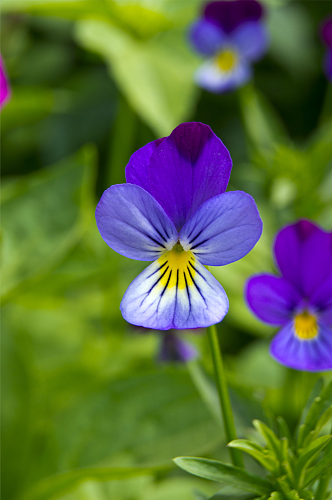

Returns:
207,324,244,468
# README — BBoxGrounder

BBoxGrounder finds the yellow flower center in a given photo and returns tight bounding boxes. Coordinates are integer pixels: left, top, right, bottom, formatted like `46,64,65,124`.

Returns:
294,311,318,340
215,49,238,72
158,243,196,290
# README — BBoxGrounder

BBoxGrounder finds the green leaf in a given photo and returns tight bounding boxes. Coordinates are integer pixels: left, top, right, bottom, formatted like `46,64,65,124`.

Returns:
253,420,281,460
74,20,199,136
20,466,167,500
304,449,332,487
174,457,274,495
295,436,332,487
208,486,256,500
1,146,96,302
297,382,332,449
228,440,279,473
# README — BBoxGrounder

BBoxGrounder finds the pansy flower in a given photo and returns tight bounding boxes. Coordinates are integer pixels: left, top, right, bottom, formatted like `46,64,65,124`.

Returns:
189,0,269,93
246,220,332,372
320,16,332,82
96,122,262,330
0,55,11,109
158,331,199,363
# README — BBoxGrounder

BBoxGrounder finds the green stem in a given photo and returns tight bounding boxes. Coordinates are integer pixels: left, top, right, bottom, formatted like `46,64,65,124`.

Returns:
207,324,244,468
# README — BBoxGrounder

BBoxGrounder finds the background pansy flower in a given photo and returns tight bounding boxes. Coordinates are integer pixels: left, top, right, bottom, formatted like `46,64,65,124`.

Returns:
0,55,11,109
246,220,332,372
189,0,269,93
96,122,262,330
158,331,199,363
321,15,332,82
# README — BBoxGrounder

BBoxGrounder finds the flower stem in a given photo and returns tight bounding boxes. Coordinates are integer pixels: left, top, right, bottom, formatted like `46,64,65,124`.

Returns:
207,324,244,468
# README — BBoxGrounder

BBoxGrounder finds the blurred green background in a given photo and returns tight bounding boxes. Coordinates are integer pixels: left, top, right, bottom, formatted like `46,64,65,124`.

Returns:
1,1,332,499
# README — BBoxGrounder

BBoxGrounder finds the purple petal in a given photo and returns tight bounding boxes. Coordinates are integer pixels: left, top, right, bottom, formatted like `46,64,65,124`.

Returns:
179,191,262,266
231,21,269,61
323,49,332,82
120,256,229,330
95,184,178,261
125,137,165,193
195,57,252,93
246,275,301,326
311,275,332,326
0,56,11,109
188,19,227,56
321,16,332,48
147,122,232,230
270,321,332,372
204,0,263,34
274,220,332,299
158,333,199,363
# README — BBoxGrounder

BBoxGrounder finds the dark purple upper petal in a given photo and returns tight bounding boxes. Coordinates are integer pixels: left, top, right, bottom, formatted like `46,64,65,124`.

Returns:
189,19,227,56
204,0,263,34
125,137,165,192
146,122,232,230
0,56,11,109
246,274,301,325
310,275,332,326
321,16,332,48
274,220,332,300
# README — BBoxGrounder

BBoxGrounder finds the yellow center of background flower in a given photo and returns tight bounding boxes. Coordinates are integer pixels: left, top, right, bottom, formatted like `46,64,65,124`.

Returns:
158,244,196,290
294,311,318,340
216,50,237,72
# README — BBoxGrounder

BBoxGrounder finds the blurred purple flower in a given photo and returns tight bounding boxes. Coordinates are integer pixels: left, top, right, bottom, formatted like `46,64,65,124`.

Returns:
188,0,269,93
0,55,11,108
96,122,262,330
246,220,332,372
320,16,332,82
158,331,199,363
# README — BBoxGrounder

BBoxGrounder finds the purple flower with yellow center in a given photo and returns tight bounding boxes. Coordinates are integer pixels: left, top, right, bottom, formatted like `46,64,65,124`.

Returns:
96,122,262,330
189,0,269,93
321,16,332,82
246,220,332,372
0,55,11,109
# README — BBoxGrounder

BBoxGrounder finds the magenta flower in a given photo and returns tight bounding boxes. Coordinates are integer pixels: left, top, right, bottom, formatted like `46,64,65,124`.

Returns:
321,16,332,82
188,0,269,93
96,122,262,330
246,220,332,372
0,56,11,109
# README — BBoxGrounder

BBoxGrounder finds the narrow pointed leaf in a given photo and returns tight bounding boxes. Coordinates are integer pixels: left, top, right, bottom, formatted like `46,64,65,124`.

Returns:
296,436,331,486
253,420,281,460
228,440,279,473
303,449,332,487
174,457,274,495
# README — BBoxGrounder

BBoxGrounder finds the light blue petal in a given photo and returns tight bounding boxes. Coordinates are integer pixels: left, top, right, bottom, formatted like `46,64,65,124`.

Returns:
179,191,262,266
231,21,269,61
195,57,252,93
95,184,178,261
120,257,229,330
189,19,227,56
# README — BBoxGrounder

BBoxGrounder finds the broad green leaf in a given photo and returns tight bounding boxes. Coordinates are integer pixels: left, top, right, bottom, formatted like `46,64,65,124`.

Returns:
19,466,166,500
295,435,332,487
209,486,256,500
174,457,274,495
1,146,96,302
238,84,288,158
304,449,332,487
253,420,281,461
228,440,279,473
74,20,199,136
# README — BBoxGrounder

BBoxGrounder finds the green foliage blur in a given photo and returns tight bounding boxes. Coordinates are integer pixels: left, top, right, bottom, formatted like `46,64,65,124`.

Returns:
1,1,332,499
